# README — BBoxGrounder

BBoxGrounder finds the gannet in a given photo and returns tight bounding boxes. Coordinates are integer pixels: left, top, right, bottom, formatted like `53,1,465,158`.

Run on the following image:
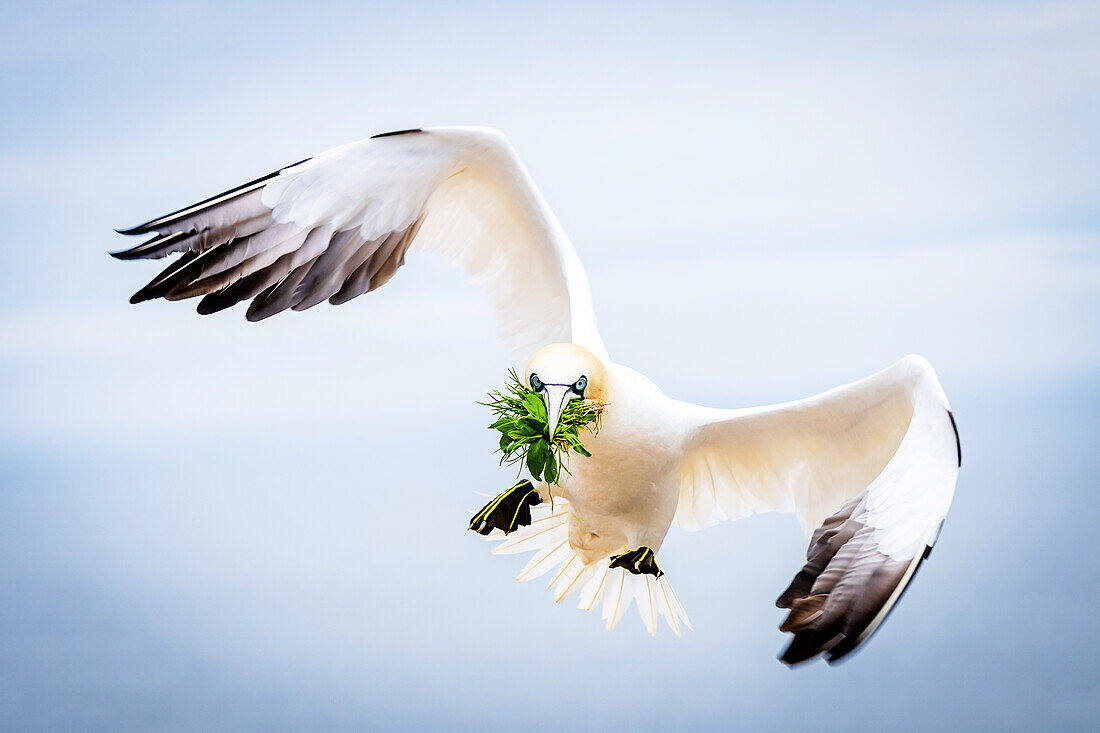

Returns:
112,127,961,665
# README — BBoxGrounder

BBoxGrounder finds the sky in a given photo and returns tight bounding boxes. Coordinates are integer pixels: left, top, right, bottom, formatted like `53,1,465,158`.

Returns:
1,1,1098,730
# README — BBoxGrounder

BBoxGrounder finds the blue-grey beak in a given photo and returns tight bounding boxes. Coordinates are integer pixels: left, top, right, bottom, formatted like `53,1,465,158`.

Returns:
541,384,577,440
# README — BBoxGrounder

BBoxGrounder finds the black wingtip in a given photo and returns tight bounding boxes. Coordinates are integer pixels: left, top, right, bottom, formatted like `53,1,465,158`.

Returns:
115,224,151,236
370,128,422,139
947,410,961,467
111,231,192,261
129,281,171,304
778,634,833,667
112,157,311,241
110,247,148,261
825,551,931,666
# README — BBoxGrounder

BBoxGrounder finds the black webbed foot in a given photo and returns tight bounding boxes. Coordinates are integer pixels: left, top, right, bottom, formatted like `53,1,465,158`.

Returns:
469,480,543,536
609,547,664,578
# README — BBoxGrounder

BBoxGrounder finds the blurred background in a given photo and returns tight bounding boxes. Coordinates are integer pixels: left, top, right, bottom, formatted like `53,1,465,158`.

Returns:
1,1,1098,730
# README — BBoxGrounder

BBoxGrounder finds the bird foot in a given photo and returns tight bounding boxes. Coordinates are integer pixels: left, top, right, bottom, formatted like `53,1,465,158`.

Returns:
609,547,664,578
469,480,543,536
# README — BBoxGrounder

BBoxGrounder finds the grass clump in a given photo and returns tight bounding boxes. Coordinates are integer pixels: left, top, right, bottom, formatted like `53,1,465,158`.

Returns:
481,370,603,485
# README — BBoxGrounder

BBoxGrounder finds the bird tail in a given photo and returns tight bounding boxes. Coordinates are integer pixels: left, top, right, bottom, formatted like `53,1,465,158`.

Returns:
484,497,692,635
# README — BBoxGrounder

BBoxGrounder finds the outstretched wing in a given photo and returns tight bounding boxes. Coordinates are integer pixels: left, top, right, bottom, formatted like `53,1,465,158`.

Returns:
113,126,607,365
673,355,960,664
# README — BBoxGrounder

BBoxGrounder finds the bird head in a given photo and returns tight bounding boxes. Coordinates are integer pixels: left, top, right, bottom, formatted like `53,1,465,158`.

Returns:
524,343,606,440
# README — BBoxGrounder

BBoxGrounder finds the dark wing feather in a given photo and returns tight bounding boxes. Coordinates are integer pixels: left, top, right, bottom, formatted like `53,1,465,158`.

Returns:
776,493,935,666
114,160,306,237
112,231,191,261
128,251,200,304
246,257,321,322
113,154,424,318
366,216,424,292
196,252,296,315
289,229,372,311
165,225,308,301
330,215,424,304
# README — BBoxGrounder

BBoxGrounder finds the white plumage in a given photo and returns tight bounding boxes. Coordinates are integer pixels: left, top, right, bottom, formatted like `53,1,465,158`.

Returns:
114,126,960,665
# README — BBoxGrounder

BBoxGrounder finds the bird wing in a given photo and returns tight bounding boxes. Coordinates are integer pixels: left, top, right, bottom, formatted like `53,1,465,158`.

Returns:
113,126,607,365
672,355,960,664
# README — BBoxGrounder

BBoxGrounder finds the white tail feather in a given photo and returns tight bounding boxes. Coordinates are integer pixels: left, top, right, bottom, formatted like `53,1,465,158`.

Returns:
636,573,657,635
577,564,609,611
603,570,631,630
485,497,690,635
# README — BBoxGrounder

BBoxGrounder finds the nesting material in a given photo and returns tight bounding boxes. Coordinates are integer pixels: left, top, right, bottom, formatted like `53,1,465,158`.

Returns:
481,370,603,485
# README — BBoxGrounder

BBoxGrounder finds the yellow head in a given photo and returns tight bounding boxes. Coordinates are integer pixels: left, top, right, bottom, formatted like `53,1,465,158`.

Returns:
523,343,607,439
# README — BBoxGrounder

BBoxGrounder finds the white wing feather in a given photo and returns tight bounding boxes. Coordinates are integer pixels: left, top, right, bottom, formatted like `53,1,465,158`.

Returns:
114,126,607,366
672,355,960,663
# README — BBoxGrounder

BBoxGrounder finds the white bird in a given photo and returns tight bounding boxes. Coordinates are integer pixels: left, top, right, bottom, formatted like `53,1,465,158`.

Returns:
113,126,961,665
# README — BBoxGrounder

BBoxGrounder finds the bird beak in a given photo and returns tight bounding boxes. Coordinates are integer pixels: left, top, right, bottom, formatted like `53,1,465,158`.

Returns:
541,385,575,440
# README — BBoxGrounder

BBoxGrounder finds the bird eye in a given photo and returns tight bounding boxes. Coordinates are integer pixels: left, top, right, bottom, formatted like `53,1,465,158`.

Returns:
574,375,588,394
529,373,543,391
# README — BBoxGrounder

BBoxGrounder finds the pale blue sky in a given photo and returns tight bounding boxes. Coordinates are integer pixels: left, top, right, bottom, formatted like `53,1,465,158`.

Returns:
1,1,1098,730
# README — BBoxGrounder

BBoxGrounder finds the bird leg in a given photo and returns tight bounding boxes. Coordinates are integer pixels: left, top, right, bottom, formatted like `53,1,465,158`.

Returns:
609,547,664,578
469,480,543,536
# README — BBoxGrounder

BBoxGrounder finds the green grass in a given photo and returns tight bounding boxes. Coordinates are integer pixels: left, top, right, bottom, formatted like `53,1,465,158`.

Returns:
481,369,604,485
